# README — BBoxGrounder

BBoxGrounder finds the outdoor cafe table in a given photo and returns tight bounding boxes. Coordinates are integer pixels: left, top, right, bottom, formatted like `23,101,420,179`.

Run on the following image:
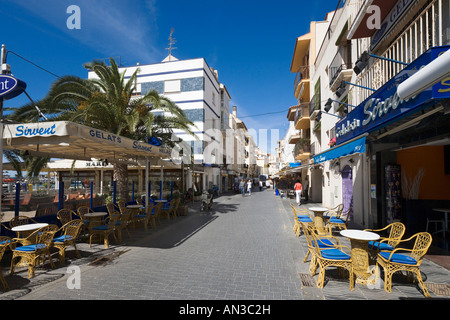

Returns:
340,229,380,286
309,207,329,235
83,212,108,228
11,223,49,244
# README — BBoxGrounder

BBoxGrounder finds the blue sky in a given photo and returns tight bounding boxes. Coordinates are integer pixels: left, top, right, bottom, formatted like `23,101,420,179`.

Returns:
1,0,339,153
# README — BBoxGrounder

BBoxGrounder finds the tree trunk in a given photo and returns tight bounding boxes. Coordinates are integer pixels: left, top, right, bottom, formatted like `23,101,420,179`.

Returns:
113,162,129,201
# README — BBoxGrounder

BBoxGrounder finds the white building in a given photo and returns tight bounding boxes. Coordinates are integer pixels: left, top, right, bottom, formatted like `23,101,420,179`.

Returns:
89,55,226,192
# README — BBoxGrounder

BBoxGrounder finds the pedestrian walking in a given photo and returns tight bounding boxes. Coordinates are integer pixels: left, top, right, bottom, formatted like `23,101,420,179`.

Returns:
247,179,252,195
303,176,309,202
294,179,302,206
239,179,246,196
259,180,263,191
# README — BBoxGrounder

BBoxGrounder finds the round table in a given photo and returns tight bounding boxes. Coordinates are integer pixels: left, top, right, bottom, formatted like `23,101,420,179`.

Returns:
309,207,329,235
11,223,49,246
84,212,108,227
340,229,380,285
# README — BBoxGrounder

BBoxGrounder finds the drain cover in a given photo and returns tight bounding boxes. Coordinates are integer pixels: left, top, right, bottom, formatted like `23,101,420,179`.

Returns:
299,273,316,287
425,283,450,296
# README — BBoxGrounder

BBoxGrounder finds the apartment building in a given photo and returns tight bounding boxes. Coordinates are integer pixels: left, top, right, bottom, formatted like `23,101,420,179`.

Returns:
87,55,243,193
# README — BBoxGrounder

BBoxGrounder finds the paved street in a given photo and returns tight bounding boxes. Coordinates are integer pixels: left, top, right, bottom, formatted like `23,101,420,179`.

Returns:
1,188,449,304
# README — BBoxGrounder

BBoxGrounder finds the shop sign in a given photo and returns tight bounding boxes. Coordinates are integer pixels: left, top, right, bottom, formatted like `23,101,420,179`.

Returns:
336,46,450,145
0,75,27,100
371,0,415,51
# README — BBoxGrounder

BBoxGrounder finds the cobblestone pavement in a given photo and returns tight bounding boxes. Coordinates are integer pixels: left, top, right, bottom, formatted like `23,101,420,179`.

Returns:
0,188,449,302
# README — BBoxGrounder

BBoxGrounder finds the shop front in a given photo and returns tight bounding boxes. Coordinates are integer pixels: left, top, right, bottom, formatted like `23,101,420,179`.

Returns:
335,46,450,236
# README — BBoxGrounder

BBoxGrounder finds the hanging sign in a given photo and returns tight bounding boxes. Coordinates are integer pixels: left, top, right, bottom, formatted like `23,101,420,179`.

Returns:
0,75,27,100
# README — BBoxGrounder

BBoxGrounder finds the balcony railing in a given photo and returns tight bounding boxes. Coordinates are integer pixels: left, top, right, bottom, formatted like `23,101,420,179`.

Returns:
293,65,310,93
309,94,320,116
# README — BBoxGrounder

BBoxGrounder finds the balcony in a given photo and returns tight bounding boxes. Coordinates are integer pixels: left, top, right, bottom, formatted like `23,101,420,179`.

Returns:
293,66,310,102
294,139,311,161
329,48,353,91
294,103,310,131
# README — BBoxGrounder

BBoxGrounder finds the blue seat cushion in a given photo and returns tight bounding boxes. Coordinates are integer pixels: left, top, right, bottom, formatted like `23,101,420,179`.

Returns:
379,252,417,265
312,238,335,248
298,217,313,223
15,244,47,252
135,214,146,218
0,240,9,245
320,248,351,260
368,241,394,251
53,235,74,243
93,225,109,231
330,217,344,224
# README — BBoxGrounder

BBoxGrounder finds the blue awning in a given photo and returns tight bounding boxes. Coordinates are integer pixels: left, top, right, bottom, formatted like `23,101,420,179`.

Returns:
313,136,366,164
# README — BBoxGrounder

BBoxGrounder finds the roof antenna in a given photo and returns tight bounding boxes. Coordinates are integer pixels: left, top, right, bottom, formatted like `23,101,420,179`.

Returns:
164,28,178,62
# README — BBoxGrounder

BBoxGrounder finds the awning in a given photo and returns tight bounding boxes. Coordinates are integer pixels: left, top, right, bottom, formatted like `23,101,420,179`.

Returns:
2,121,172,162
313,136,366,164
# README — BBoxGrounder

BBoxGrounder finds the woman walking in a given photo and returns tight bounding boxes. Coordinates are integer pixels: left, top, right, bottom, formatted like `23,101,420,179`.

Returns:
247,179,252,196
294,179,302,206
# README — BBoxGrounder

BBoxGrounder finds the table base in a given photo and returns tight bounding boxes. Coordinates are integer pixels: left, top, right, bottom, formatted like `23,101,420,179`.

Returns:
349,239,379,286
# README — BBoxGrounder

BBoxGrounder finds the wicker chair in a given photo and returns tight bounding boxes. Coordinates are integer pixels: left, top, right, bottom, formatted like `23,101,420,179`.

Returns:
328,207,352,231
300,222,338,265
132,203,155,231
76,206,94,234
88,215,118,249
300,222,354,290
377,232,432,297
153,202,164,225
290,203,313,237
52,219,84,265
327,204,343,217
10,225,58,278
160,199,174,221
0,237,12,290
8,216,37,228
171,198,181,218
365,222,406,252
57,208,75,226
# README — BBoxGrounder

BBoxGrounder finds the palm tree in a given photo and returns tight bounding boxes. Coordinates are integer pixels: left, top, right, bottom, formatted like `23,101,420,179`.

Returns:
40,58,195,200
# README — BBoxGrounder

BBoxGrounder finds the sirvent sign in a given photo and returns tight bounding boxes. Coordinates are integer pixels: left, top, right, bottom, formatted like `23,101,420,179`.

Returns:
336,46,450,145
0,75,26,100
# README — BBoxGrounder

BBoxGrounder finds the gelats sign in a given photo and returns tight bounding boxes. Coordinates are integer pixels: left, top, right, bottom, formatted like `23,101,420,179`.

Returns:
0,75,26,100
336,46,450,145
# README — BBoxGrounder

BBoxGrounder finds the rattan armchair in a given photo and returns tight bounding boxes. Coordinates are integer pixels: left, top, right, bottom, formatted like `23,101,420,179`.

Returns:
76,206,94,234
0,237,12,290
290,203,313,237
10,225,58,278
132,203,154,231
377,232,432,297
8,216,37,229
88,214,118,249
328,207,352,231
52,219,84,265
116,204,132,242
300,222,354,290
365,222,406,252
57,208,75,226
171,198,181,218
160,199,174,221
153,202,164,225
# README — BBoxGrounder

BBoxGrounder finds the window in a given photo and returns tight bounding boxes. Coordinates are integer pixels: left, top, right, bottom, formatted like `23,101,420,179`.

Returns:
164,80,181,93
